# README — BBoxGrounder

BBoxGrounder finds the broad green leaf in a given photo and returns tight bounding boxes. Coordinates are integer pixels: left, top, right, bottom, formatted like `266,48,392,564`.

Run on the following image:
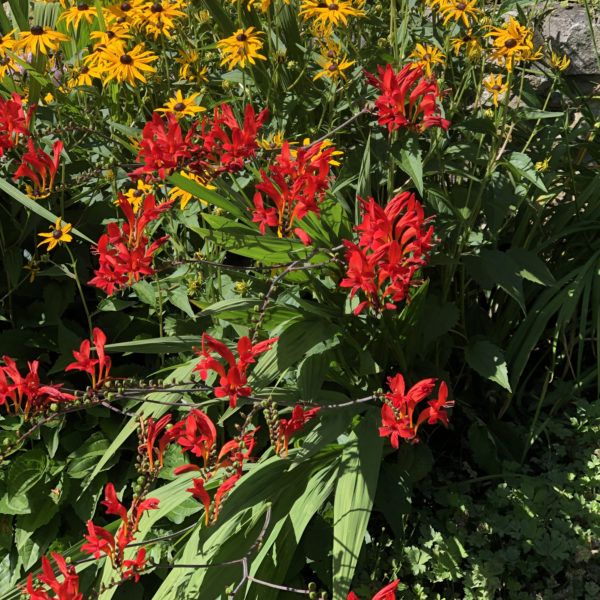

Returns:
132,280,156,307
503,151,547,192
393,136,423,195
105,335,202,354
507,247,555,286
466,339,511,392
7,449,48,498
332,412,383,600
67,434,111,480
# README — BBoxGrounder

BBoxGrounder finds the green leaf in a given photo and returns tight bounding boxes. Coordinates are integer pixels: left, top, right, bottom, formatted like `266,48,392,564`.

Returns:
0,178,93,243
167,287,195,318
393,136,423,195
105,335,202,354
507,247,555,286
466,339,512,392
7,449,48,498
464,249,526,313
332,412,383,600
67,434,111,480
132,280,156,307
503,151,547,192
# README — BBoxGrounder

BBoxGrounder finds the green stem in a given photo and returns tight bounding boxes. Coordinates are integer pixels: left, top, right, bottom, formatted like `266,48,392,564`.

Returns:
66,246,93,339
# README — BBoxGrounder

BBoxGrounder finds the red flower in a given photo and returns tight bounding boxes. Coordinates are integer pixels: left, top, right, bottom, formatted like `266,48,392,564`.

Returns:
348,580,400,600
101,482,129,526
14,139,63,197
276,405,320,456
186,477,211,524
365,62,450,133
416,381,454,428
23,553,83,600
82,521,115,561
0,93,33,155
123,548,146,582
65,328,111,388
175,409,216,467
193,334,277,408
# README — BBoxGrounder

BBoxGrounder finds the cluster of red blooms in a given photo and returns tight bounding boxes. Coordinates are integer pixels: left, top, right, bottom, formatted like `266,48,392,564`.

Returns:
252,141,338,246
379,375,453,446
24,553,82,600
133,104,268,182
0,356,74,420
170,409,257,524
65,327,111,389
341,192,435,315
275,405,320,457
82,482,158,581
0,92,63,198
348,580,400,600
88,194,173,295
364,63,450,133
192,333,278,408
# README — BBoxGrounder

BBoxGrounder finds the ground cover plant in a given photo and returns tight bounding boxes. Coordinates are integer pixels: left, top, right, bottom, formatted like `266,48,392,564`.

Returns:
0,0,599,598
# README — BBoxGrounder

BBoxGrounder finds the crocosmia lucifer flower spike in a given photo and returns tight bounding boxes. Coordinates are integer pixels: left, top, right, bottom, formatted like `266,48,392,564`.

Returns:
347,580,400,600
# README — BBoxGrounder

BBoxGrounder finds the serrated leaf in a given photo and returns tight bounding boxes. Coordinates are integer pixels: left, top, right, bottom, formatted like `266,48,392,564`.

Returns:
7,449,48,498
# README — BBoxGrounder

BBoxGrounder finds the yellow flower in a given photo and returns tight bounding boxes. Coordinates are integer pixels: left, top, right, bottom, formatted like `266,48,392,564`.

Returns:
483,73,508,107
117,179,153,212
58,2,98,30
139,0,187,39
217,27,266,70
485,16,541,72
156,90,206,118
23,260,40,283
169,170,214,210
550,51,570,72
293,138,343,166
0,29,16,52
313,52,355,83
174,49,208,82
299,0,365,27
16,26,71,56
68,63,98,86
104,0,144,27
259,131,289,150
101,43,158,86
43,92,54,104
534,157,550,172
451,29,482,61
37,218,73,251
409,43,445,77
438,0,481,27
89,24,132,47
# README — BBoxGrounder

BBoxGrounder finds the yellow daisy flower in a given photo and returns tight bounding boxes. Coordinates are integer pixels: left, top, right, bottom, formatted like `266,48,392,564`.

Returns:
156,90,206,118
313,52,355,83
451,29,482,61
16,26,71,56
174,49,208,82
550,51,570,72
485,16,541,72
68,63,98,87
299,0,365,27
101,43,158,86
409,43,445,77
117,179,153,212
217,27,266,70
437,0,481,27
104,0,144,26
0,29,16,52
483,73,508,107
37,218,73,251
139,0,187,39
58,2,98,30
89,25,132,47
259,131,290,150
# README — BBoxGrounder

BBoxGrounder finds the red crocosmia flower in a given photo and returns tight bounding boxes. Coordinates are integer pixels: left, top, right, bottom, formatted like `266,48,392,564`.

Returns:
379,375,452,447
187,477,212,524
175,409,217,467
365,62,450,133
276,405,320,456
213,473,240,520
144,413,173,471
14,139,63,197
82,521,116,561
65,327,111,388
0,356,74,418
24,553,83,600
101,482,129,526
341,192,435,315
123,548,146,582
0,93,33,156
348,580,401,600
252,140,336,244
215,429,258,473
193,334,277,408
88,195,173,295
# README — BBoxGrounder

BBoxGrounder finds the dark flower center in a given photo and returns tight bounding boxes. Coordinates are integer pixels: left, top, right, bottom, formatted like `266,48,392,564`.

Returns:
120,54,133,64
80,65,89,73
151,3,163,12
504,38,518,49
328,63,338,71
31,25,44,35
120,2,132,10
423,53,431,60
52,229,63,239
456,2,466,10
77,3,89,10
236,33,247,41
133,189,143,197
117,16,127,23
328,3,339,9
327,50,335,58
107,30,116,39
0,56,10,65
174,102,185,111
492,84,501,91
463,35,472,42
